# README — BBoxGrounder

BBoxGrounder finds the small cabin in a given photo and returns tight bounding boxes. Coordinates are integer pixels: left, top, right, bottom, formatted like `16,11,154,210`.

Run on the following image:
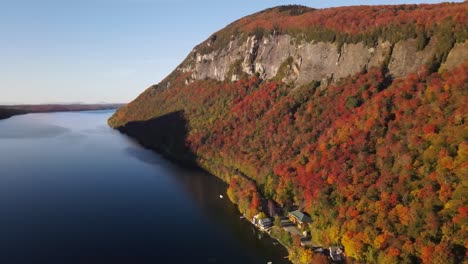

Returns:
329,246,345,262
288,210,312,228
258,218,273,230
253,214,273,231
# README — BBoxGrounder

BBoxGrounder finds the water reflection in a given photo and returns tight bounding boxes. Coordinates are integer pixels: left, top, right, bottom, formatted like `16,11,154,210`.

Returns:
123,145,291,264
123,146,163,166
81,125,112,134
60,132,87,144
0,119,70,139
0,110,290,264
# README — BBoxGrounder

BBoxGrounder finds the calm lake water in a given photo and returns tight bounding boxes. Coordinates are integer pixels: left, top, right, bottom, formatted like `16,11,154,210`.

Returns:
0,110,289,264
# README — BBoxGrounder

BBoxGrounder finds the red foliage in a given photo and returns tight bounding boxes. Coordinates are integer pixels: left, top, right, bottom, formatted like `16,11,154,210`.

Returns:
114,62,468,262
237,3,467,34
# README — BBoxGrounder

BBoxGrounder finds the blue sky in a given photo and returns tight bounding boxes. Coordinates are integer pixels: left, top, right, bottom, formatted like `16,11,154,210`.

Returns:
0,0,463,104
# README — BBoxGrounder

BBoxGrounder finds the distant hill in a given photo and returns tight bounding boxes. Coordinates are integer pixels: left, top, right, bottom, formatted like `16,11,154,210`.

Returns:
0,108,26,120
109,3,467,263
0,103,124,120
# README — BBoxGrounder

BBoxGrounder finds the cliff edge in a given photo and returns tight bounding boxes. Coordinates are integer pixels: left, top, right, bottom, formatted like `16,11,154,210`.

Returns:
109,4,468,263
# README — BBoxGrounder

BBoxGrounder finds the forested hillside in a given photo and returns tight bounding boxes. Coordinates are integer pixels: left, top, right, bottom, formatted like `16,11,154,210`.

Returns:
109,3,467,263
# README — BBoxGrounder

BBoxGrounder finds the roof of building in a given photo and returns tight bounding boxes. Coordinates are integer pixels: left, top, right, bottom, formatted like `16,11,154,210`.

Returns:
330,246,343,251
288,210,312,223
329,246,344,261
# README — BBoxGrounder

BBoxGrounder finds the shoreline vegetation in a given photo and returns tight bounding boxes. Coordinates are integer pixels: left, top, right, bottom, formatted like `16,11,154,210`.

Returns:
199,158,331,263
113,63,468,263
0,103,124,120
108,4,467,263
114,126,331,263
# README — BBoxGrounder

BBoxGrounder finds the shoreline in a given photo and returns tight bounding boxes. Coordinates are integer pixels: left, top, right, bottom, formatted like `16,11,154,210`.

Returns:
0,104,124,121
113,125,297,263
113,125,327,264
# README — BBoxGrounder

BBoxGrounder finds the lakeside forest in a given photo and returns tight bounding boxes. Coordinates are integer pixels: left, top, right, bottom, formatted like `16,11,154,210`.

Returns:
109,3,468,263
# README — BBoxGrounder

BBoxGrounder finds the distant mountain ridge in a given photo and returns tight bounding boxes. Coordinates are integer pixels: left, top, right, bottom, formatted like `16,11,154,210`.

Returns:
109,3,467,263
0,103,123,120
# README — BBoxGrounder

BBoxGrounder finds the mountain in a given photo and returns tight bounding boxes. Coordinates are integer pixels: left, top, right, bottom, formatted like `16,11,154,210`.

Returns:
109,3,467,263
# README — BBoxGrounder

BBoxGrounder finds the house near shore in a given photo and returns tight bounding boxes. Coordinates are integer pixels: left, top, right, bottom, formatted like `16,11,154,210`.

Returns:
288,210,312,228
329,246,345,262
252,214,273,231
258,218,273,231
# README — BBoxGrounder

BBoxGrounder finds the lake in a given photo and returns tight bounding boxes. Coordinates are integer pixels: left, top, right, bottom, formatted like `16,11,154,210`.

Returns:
0,110,290,264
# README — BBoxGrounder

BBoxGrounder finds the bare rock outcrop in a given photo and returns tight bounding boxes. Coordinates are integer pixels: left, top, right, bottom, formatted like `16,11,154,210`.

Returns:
388,39,437,77
441,41,468,71
180,33,463,87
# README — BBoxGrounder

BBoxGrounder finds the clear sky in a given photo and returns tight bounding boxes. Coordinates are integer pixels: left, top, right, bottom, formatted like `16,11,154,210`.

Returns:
0,0,463,104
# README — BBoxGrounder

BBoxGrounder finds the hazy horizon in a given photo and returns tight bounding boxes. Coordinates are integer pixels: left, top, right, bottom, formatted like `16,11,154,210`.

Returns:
0,101,125,106
1,0,463,104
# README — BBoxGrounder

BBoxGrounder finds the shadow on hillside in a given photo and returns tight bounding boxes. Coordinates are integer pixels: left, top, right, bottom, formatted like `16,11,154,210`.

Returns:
116,110,197,166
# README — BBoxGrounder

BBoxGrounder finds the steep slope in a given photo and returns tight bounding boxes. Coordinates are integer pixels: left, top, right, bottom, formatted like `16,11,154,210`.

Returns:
109,4,468,263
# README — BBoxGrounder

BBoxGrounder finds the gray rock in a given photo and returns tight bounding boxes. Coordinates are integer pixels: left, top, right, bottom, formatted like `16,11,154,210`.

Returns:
175,33,466,88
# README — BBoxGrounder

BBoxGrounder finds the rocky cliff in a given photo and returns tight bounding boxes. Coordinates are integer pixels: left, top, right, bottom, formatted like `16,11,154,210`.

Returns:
109,4,467,263
109,3,467,127
181,34,463,86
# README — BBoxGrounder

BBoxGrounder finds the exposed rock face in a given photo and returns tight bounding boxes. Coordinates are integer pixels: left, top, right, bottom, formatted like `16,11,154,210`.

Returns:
254,35,294,79
108,5,468,263
388,38,437,77
441,41,468,71
180,33,466,87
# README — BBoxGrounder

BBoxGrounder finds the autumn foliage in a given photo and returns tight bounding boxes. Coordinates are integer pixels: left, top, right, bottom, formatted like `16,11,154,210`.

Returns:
194,3,467,56
113,62,468,262
109,3,468,263
238,3,467,34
